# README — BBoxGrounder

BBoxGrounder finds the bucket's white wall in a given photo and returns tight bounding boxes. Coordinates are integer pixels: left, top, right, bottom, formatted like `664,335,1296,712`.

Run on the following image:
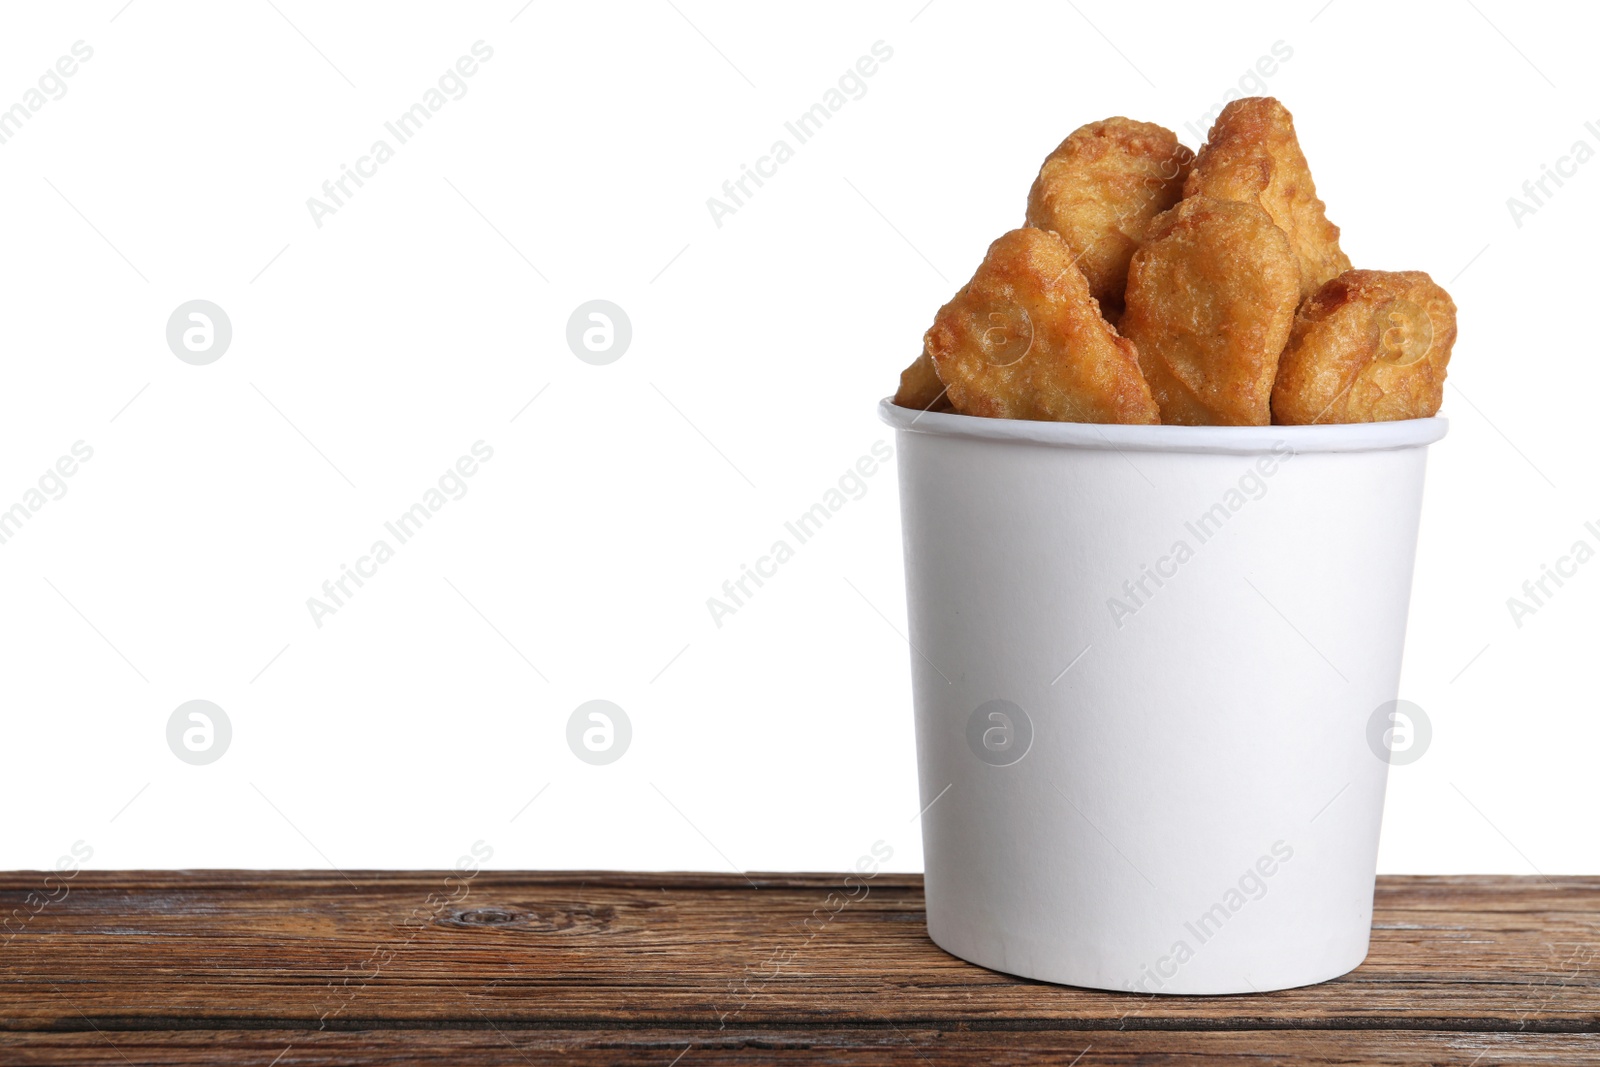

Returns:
0,1,1592,875
896,426,1425,991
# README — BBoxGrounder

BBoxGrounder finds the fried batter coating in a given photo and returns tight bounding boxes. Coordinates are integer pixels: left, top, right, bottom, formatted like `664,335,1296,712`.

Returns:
893,350,953,411
1025,117,1194,305
1122,197,1300,426
924,227,1158,424
1184,97,1350,300
1271,270,1456,424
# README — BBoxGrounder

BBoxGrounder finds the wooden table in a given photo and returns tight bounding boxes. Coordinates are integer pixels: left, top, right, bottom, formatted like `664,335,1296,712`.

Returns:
2,872,1596,1064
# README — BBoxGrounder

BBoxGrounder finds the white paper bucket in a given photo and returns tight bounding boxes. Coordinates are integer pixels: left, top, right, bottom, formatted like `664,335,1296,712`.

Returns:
879,398,1447,995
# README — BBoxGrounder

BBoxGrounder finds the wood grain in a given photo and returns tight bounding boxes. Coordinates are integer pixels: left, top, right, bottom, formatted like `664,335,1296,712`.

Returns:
3,1030,1598,1066
2,872,1597,1064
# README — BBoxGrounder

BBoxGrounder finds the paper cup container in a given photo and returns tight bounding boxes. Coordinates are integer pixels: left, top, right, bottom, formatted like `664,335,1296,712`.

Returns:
879,399,1446,995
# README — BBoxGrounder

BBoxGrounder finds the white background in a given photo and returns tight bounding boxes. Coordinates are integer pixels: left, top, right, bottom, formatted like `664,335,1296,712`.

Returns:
0,0,1594,875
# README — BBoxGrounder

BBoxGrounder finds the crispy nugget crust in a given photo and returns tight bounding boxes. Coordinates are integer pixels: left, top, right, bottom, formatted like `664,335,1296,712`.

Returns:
925,227,1159,424
1184,97,1350,300
1122,197,1300,426
1271,270,1457,424
1025,117,1194,305
893,350,953,411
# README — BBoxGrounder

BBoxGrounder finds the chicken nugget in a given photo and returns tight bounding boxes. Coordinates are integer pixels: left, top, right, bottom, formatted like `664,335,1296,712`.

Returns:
925,227,1159,424
1271,270,1456,424
893,350,953,411
1122,197,1300,426
1184,97,1350,300
1025,117,1194,306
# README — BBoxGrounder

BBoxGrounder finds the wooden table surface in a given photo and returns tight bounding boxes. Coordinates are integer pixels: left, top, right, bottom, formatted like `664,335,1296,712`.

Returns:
2,872,1596,1064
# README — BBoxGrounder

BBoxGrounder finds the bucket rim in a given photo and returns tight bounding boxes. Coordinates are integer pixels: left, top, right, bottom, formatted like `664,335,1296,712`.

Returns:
878,398,1448,455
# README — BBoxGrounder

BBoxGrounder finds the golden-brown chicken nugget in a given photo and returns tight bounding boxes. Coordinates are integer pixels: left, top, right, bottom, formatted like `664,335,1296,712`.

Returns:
1122,197,1300,426
1184,97,1350,300
925,227,1159,424
1271,270,1456,424
1025,117,1194,305
893,350,953,411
